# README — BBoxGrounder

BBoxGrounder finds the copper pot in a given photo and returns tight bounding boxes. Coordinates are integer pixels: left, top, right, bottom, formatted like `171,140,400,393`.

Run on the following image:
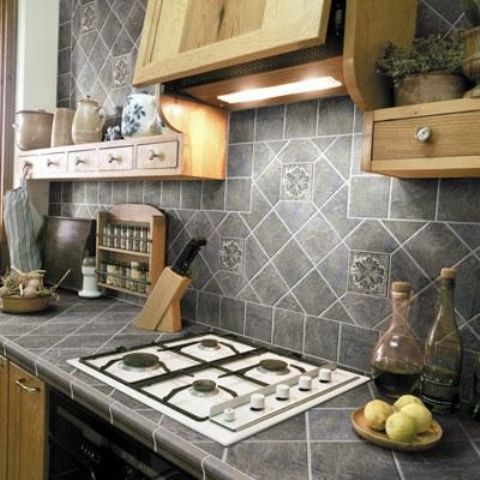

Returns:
14,109,53,150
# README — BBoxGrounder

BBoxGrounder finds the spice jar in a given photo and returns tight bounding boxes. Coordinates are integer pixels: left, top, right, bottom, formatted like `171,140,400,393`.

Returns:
130,261,140,291
114,225,121,249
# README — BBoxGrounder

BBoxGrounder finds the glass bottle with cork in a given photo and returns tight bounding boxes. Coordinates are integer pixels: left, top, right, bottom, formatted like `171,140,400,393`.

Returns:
421,267,463,414
371,281,425,398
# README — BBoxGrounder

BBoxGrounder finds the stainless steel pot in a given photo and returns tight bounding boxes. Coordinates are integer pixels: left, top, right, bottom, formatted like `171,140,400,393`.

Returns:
14,109,53,150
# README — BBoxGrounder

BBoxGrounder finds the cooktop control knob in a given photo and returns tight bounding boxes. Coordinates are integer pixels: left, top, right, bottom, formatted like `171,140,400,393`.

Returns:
299,375,312,391
250,393,266,411
319,368,332,383
276,384,290,401
223,408,235,422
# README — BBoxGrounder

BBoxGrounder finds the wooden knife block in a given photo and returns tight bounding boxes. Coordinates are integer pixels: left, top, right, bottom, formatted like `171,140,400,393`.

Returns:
134,267,191,332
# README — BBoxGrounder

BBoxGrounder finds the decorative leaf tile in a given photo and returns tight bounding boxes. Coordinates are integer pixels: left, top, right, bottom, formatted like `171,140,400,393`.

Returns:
113,54,131,86
348,251,389,297
219,238,245,273
281,164,313,201
80,2,96,33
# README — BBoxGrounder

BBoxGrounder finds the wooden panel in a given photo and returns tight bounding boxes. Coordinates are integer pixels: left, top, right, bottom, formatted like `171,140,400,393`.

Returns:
98,146,133,171
68,149,97,172
137,141,178,169
8,364,46,480
183,55,347,110
343,0,417,111
372,111,480,160
179,0,266,51
371,157,480,178
160,93,227,179
0,356,7,480
134,0,331,85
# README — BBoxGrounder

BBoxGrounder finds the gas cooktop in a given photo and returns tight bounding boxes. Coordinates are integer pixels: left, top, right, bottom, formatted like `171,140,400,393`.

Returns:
68,334,369,445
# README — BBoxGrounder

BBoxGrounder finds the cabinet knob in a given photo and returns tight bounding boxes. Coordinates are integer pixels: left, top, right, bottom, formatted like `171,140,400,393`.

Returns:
415,126,433,143
148,150,165,161
107,153,120,163
75,157,85,166
46,158,56,167
16,378,40,394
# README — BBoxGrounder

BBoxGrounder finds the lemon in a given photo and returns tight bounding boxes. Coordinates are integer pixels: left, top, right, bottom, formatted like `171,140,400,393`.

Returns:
393,394,424,411
364,399,394,431
400,403,432,433
385,412,417,442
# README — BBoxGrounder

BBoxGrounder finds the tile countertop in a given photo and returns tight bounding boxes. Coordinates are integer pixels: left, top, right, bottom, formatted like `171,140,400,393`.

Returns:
0,292,479,480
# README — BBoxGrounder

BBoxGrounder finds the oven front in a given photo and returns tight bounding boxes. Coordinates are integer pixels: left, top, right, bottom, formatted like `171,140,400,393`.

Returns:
48,389,193,480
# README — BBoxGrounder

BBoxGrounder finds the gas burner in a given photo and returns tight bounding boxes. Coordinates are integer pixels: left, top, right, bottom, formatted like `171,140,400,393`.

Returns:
198,339,220,351
120,353,161,372
191,379,218,397
258,359,290,376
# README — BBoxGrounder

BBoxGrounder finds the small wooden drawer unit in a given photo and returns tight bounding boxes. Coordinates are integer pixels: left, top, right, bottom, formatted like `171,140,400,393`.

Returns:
38,153,67,175
137,141,178,170
68,150,97,173
362,99,480,178
98,146,133,171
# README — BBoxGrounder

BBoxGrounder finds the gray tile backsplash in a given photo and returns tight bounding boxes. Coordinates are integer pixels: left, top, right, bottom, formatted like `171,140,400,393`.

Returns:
54,0,479,387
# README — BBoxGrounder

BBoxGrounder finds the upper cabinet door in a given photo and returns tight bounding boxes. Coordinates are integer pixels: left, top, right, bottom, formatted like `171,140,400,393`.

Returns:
133,0,332,86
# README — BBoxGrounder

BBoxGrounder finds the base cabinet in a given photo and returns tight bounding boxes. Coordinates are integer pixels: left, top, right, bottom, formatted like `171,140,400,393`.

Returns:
0,358,46,480
0,357,7,480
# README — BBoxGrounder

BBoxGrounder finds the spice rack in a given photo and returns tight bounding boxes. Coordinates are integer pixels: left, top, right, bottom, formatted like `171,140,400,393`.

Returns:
96,204,166,298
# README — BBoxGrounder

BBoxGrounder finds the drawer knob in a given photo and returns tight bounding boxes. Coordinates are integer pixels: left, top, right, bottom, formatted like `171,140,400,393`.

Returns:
75,157,85,166
46,159,56,167
148,150,165,161
107,153,121,163
415,126,433,143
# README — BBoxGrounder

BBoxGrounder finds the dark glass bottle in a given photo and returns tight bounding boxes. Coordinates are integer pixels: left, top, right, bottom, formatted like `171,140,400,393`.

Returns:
371,282,424,398
421,268,463,414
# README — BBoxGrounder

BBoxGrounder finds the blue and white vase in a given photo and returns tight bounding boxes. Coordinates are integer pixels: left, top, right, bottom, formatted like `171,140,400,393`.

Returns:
121,92,163,138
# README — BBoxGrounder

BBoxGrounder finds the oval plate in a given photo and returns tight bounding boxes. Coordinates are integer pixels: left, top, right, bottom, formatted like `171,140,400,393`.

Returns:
351,407,443,451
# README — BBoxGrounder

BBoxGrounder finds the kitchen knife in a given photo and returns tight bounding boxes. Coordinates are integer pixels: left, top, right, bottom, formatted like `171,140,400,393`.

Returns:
171,238,207,276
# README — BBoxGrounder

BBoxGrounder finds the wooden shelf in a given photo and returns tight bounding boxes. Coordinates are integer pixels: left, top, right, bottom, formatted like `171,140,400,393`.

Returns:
96,204,166,299
361,98,480,178
97,282,148,298
97,246,150,258
16,94,227,181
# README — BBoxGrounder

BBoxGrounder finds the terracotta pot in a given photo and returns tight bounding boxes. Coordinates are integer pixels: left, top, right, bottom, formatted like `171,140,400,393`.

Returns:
72,96,106,144
14,110,53,150
51,107,75,146
394,73,467,106
463,26,480,98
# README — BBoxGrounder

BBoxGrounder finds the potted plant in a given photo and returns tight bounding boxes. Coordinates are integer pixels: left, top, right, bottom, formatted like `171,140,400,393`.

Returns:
377,34,466,106
463,0,480,97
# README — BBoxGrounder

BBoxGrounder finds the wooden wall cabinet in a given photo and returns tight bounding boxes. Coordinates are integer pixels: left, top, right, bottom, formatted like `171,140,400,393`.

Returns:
16,94,227,182
133,0,417,111
361,99,480,178
134,0,332,85
0,359,46,480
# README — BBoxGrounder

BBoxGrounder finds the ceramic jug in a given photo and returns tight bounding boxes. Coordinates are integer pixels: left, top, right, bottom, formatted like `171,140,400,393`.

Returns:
121,91,163,138
72,96,106,144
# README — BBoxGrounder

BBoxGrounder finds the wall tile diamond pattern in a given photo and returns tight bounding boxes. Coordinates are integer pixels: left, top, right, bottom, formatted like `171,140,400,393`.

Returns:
54,0,479,378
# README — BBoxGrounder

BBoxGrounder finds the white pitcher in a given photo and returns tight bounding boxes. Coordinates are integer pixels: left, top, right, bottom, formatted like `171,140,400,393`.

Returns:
121,91,163,138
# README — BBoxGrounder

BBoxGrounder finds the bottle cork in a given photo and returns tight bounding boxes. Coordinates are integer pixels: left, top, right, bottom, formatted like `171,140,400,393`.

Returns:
391,281,412,293
441,267,456,279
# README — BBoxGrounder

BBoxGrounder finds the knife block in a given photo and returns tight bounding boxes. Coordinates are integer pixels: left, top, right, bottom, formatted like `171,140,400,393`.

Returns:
134,267,191,332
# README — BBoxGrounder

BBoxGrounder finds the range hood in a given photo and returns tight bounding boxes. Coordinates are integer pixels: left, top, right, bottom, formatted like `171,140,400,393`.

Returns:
133,0,417,111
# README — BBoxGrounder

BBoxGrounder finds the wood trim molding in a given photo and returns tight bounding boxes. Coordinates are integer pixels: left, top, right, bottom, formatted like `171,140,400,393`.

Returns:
0,0,17,264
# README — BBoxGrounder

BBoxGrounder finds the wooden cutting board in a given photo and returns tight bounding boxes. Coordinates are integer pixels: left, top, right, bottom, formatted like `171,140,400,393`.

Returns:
41,216,96,290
